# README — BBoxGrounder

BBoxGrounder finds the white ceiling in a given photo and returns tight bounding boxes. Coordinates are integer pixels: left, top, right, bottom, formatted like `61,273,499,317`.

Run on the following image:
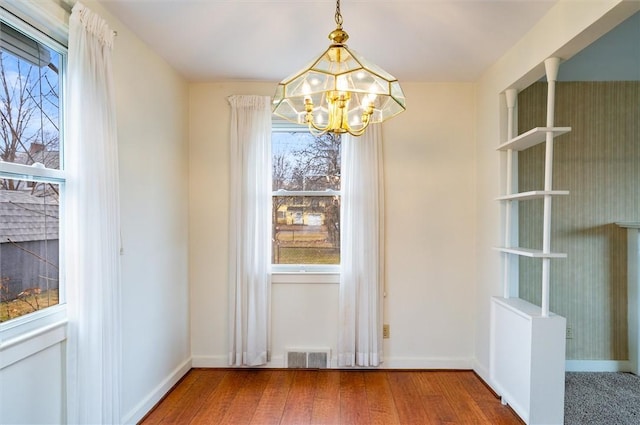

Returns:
98,0,558,82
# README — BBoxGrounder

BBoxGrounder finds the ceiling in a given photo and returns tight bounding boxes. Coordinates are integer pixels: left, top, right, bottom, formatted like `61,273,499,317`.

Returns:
98,0,558,82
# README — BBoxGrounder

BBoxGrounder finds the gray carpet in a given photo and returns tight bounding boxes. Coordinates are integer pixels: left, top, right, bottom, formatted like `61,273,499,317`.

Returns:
565,372,640,424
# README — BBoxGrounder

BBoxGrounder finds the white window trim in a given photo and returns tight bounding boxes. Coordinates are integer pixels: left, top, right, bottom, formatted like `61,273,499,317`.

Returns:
1,1,70,47
0,162,65,181
271,270,340,284
0,7,68,354
274,189,341,197
0,305,67,371
271,122,341,278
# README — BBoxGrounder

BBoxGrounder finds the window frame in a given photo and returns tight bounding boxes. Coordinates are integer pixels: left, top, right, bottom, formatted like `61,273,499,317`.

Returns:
0,8,68,343
271,122,341,280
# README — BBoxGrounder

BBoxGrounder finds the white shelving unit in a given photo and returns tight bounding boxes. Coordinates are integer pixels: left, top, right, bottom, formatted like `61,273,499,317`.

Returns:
494,59,571,316
490,57,569,425
495,247,567,259
497,127,571,151
496,190,569,202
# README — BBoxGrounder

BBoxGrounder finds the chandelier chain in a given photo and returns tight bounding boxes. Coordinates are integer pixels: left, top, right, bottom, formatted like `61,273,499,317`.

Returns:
334,0,343,28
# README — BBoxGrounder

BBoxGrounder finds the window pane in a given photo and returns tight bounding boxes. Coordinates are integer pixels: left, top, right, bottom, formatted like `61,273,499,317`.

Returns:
273,195,340,265
0,22,61,169
272,131,341,191
272,130,341,266
0,179,60,322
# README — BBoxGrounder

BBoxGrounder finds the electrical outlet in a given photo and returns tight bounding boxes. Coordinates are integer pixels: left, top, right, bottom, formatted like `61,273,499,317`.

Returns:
566,326,574,340
383,324,390,339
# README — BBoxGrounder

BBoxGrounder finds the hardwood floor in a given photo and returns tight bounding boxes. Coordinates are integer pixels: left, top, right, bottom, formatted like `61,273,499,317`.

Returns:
140,369,524,425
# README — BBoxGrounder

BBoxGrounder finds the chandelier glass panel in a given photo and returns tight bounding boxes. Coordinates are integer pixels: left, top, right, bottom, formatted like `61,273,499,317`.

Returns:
272,0,406,136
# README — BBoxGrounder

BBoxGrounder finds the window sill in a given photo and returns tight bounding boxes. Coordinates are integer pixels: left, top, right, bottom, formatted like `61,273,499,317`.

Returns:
0,304,67,370
272,271,340,284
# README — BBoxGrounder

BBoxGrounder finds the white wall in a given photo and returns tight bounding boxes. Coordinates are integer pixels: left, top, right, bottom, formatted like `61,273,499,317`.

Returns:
0,1,190,423
0,323,66,424
189,82,272,366
100,0,191,420
189,81,478,368
4,0,638,422
2,347,64,423
473,0,639,383
383,83,477,366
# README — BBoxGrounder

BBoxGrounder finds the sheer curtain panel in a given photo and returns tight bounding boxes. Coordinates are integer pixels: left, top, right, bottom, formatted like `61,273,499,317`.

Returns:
66,3,122,423
338,124,385,367
227,95,272,366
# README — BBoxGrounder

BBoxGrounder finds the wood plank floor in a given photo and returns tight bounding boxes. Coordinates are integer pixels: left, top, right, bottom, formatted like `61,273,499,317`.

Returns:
140,369,524,425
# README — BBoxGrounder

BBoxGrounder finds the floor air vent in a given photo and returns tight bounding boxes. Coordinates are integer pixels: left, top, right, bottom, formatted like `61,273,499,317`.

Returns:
285,349,330,369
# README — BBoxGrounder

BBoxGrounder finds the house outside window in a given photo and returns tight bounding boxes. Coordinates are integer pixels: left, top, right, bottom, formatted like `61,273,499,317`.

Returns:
272,126,341,273
0,18,65,324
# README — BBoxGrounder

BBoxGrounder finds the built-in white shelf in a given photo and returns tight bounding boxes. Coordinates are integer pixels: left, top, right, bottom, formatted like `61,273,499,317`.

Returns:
493,59,568,425
496,190,570,201
495,247,567,259
497,127,571,151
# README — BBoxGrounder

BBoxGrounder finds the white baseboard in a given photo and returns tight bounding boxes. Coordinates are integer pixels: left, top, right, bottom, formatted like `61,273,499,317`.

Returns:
380,357,473,369
191,355,228,368
193,354,473,370
565,360,631,372
121,357,192,424
472,360,501,394
195,356,635,374
472,359,490,383
192,356,473,370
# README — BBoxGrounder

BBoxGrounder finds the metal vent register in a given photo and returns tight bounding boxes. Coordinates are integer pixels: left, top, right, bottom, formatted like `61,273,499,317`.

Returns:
285,349,330,369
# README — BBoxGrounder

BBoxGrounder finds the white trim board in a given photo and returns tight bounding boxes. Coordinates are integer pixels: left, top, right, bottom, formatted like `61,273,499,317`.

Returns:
192,355,473,370
121,358,192,425
0,320,67,370
192,355,228,368
565,360,631,372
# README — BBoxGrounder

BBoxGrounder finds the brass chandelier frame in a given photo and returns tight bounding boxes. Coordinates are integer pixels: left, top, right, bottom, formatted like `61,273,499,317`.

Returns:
272,0,406,137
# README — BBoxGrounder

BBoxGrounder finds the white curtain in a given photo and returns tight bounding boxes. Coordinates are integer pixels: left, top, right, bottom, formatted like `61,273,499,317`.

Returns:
338,124,385,367
66,3,121,423
227,95,272,366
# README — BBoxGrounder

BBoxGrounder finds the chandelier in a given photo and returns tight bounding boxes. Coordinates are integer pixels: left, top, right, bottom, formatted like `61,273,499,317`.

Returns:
272,0,406,137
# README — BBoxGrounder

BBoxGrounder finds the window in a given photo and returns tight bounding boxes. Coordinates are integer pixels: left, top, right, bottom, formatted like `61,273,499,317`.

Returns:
272,126,341,272
0,18,65,324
